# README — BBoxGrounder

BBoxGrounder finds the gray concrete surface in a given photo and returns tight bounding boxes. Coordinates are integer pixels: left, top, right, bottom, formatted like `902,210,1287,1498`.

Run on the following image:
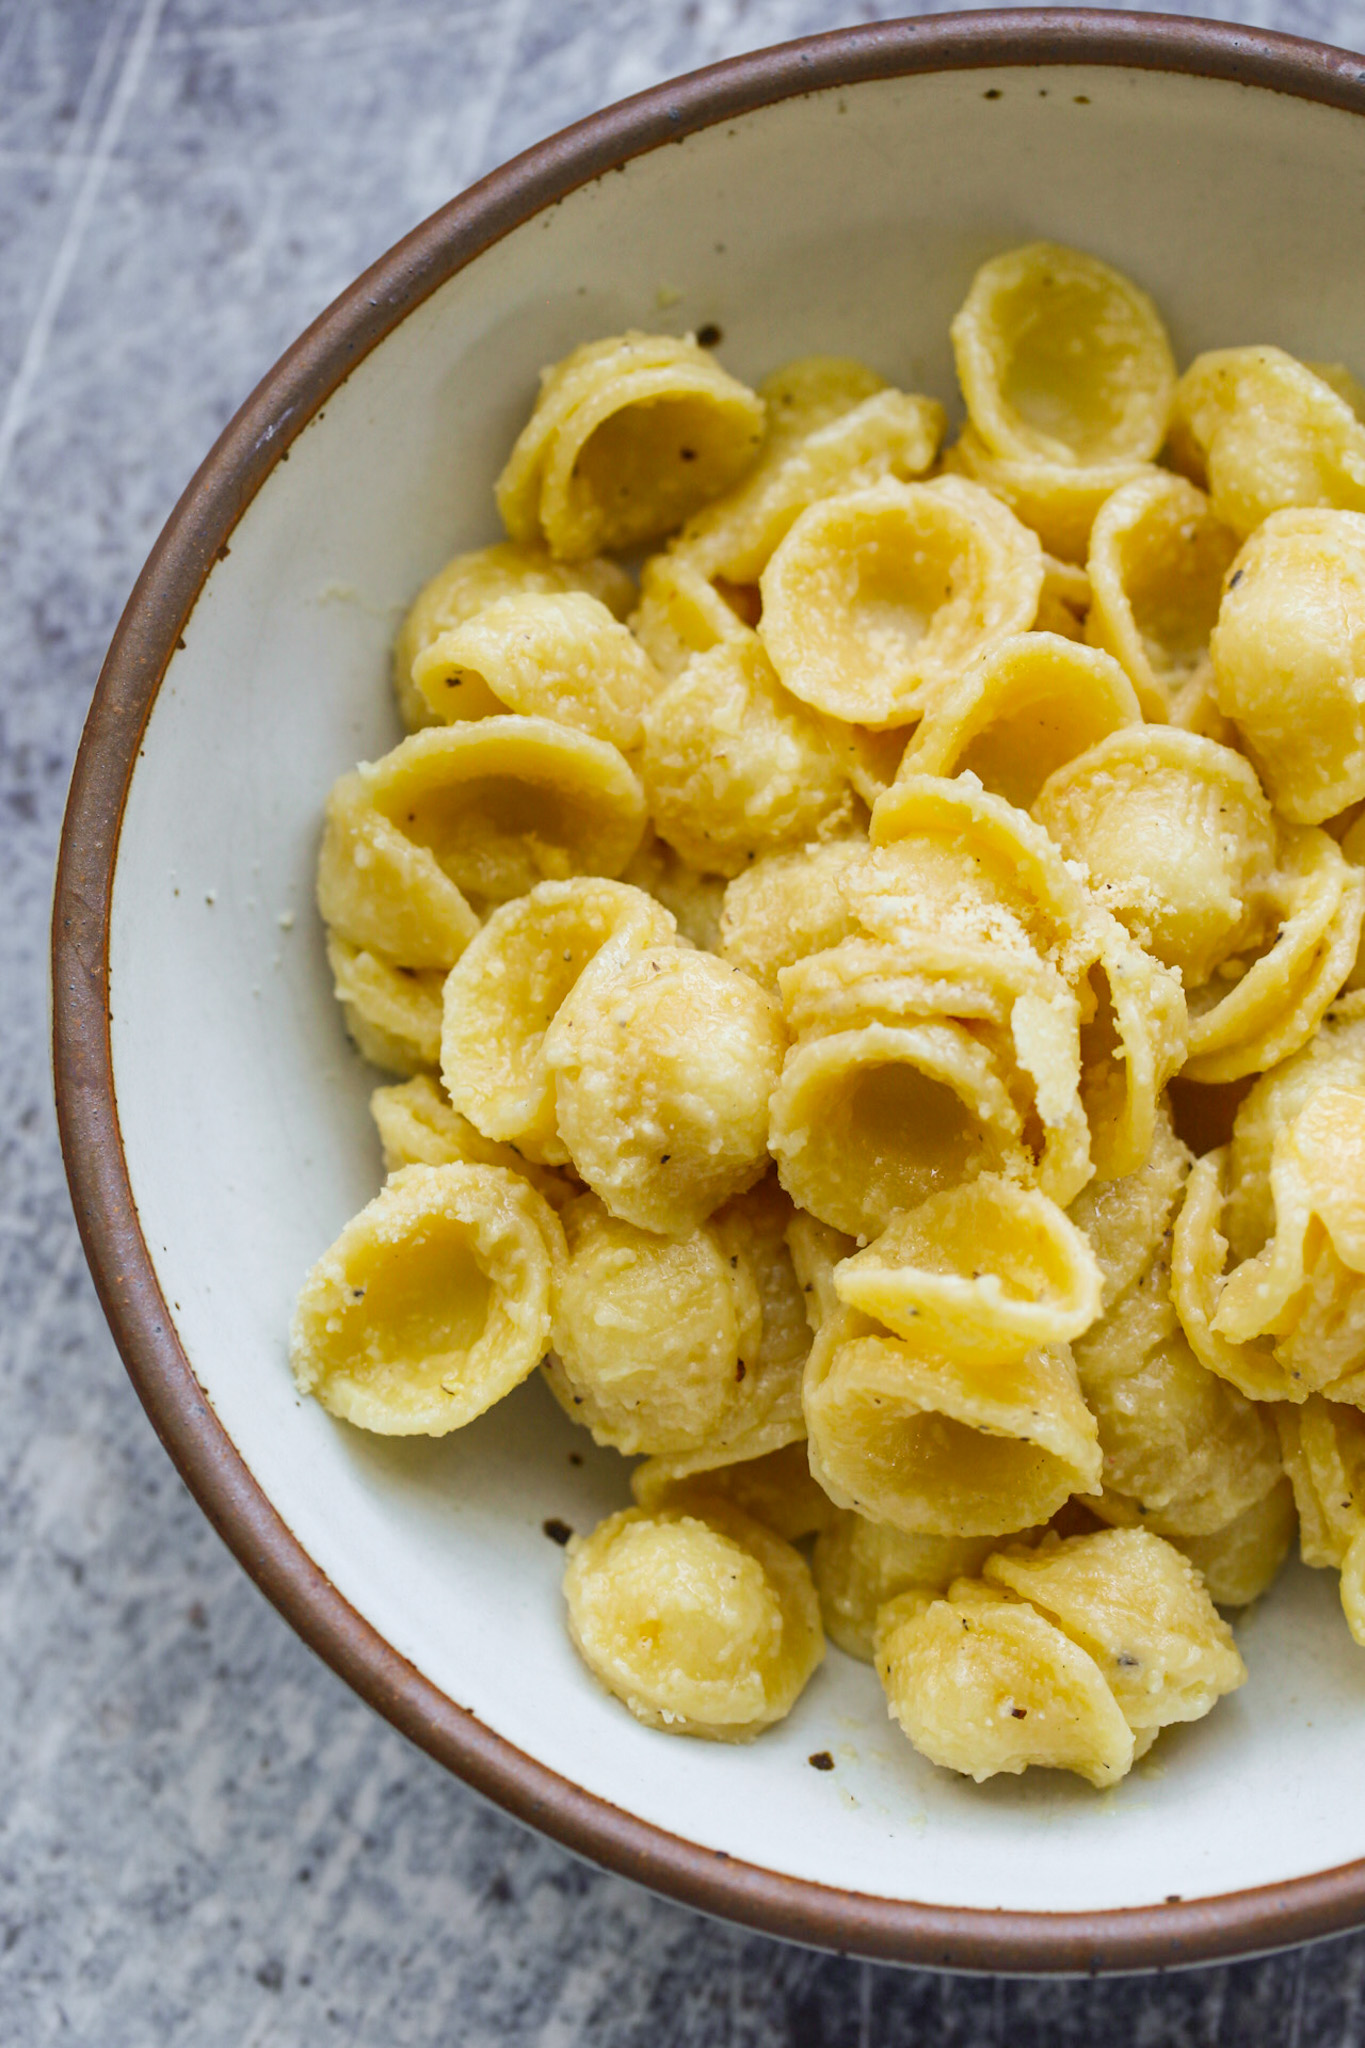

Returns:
6,0,1365,2039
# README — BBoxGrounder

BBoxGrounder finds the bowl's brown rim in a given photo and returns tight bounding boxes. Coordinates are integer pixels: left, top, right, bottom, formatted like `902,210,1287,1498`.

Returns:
50,7,1365,1976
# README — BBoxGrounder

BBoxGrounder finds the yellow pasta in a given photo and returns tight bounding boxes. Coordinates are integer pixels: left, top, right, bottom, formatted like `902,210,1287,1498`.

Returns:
943,425,1155,563
1276,1399,1365,1646
1212,508,1365,824
1223,991,1365,1259
676,358,944,583
393,539,635,731
1169,1477,1297,1610
1033,727,1279,989
717,837,865,992
326,933,444,1076
1085,472,1238,723
496,332,766,558
627,548,754,681
1072,1236,1283,1536
951,242,1176,468
563,1501,823,1739
834,1176,1102,1363
369,1074,574,1207
290,1164,561,1434
317,765,481,970
411,590,663,751
1067,1100,1191,1307
769,1020,1029,1240
620,830,727,951
896,632,1141,810
804,1303,1100,1537
1171,346,1365,538
759,476,1044,727
983,1529,1245,1736
639,633,855,875
440,877,673,1166
545,1193,760,1455
1034,553,1092,640
545,937,786,1234
814,1513,996,1661
875,1582,1136,1786
632,1442,837,1543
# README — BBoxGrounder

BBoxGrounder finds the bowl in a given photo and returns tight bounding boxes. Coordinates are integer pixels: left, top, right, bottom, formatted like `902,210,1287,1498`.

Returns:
53,8,1365,1973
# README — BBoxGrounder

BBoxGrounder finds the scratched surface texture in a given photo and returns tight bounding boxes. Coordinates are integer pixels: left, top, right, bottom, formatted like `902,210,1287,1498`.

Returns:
6,0,1365,2041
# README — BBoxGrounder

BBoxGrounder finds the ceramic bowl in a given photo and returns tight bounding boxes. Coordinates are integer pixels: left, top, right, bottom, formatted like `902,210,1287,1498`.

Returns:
54,9,1365,1973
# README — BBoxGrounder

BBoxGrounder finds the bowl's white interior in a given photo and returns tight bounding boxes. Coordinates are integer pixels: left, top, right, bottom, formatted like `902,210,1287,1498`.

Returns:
109,59,1365,1918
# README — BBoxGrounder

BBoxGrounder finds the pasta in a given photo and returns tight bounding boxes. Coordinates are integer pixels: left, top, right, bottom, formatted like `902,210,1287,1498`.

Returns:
290,1164,561,1434
294,247,1365,1786
563,1501,823,1738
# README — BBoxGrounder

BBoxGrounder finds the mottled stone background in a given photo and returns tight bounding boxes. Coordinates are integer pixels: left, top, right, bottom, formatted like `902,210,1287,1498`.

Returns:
6,0,1365,2040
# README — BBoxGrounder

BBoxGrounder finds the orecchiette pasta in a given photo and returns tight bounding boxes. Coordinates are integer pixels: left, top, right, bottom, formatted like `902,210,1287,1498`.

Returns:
1171,346,1365,538
1211,508,1365,824
392,539,635,731
640,632,855,875
896,632,1140,812
1085,472,1238,723
951,242,1176,469
326,933,444,1076
296,258,1365,1778
759,476,1044,728
545,936,786,1234
290,1164,561,1434
411,590,663,750
440,877,673,1165
563,1502,823,1738
496,332,766,559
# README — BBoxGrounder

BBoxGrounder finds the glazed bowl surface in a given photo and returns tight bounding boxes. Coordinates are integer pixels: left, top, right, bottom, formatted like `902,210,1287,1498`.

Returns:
54,9,1365,1973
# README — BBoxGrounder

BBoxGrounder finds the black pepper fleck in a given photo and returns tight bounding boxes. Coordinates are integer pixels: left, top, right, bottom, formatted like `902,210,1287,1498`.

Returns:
808,1751,835,1771
542,1518,573,1546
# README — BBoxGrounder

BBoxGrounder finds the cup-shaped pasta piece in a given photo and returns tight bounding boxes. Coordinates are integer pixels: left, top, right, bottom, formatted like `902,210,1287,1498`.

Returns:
339,718,647,918
834,1176,1103,1364
1072,1241,1284,1535
1211,1088,1365,1403
440,878,673,1166
632,1443,837,1544
640,634,855,876
769,1020,1028,1240
1067,1100,1190,1307
718,837,866,992
984,1528,1245,1735
1180,827,1365,1085
545,1193,759,1455
678,365,945,583
495,332,766,559
411,591,663,751
1085,473,1238,721
620,830,727,951
1212,509,1365,824
1170,1148,1301,1403
874,1584,1134,1786
951,243,1175,468
563,1502,823,1739
628,549,754,681
897,634,1140,812
804,1310,1101,1536
393,539,636,731
1224,992,1365,1260
1034,728,1279,989
317,766,481,970
814,1513,996,1661
1278,1399,1365,1646
326,934,444,1076
943,425,1154,562
290,1164,561,1435
1075,914,1188,1182
369,1075,574,1207
1172,347,1365,539
759,477,1043,729
545,938,785,1234
1171,1477,1296,1609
